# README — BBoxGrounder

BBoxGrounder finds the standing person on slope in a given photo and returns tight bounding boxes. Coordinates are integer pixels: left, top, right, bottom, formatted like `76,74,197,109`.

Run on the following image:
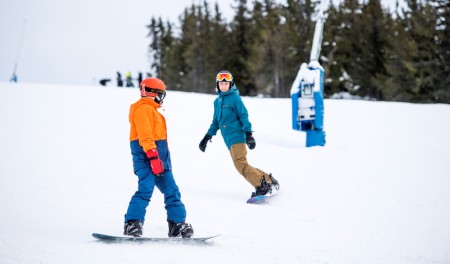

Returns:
124,77,194,238
199,70,280,198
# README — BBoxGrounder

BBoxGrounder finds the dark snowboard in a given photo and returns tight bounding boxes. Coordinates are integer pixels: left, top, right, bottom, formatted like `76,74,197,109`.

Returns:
92,233,220,243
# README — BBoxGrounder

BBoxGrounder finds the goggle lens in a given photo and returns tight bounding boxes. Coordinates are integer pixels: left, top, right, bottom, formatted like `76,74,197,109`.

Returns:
216,73,233,82
144,87,166,100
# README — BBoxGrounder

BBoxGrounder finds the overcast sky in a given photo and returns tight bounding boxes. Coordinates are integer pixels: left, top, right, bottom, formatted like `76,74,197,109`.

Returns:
0,0,402,86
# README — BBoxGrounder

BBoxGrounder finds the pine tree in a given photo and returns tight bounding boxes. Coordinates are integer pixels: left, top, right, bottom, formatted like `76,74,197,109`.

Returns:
206,2,234,93
175,2,232,93
328,0,364,95
247,0,284,97
432,0,450,102
246,0,315,97
412,0,441,102
320,2,343,96
181,4,205,92
229,0,256,96
194,2,213,93
358,0,391,100
147,17,185,91
282,0,316,93
148,18,163,77
377,9,417,102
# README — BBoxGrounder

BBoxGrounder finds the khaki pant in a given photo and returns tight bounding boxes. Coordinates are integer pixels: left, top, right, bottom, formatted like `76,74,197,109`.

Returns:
229,143,272,187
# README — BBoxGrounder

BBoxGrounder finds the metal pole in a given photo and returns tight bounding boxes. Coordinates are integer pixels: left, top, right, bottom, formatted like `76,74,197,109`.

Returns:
309,0,329,63
10,19,27,82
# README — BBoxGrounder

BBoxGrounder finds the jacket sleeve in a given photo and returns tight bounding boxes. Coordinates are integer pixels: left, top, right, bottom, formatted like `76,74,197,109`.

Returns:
234,95,252,132
206,99,220,136
134,105,156,152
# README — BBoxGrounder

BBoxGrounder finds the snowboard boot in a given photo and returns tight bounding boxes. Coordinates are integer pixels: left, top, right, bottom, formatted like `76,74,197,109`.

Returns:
123,220,143,237
251,177,272,197
168,221,194,238
269,173,280,192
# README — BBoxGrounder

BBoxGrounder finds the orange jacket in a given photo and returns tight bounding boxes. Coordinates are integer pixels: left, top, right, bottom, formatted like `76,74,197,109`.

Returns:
129,98,167,152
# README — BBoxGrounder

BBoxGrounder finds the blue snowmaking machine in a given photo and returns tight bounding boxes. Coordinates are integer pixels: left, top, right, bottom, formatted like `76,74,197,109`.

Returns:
291,0,328,147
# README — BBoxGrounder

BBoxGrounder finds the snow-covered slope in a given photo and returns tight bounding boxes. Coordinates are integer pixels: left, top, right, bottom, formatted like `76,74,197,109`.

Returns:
1,82,449,263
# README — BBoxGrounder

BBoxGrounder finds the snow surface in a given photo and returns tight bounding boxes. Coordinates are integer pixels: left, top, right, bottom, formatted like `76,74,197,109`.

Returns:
1,82,449,263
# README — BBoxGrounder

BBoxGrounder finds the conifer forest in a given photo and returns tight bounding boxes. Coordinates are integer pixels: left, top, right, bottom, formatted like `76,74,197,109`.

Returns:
147,0,450,103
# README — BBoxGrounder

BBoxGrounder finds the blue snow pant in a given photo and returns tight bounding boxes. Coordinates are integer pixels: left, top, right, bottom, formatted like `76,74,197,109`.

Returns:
125,140,186,223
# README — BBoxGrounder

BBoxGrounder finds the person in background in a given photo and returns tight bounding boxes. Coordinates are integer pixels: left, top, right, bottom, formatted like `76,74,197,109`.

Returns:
137,72,143,87
199,70,280,198
124,77,193,238
117,71,123,87
125,71,134,87
9,72,18,82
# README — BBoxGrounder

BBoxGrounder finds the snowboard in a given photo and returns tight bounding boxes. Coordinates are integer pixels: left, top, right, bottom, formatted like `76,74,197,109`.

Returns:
246,190,279,204
92,233,220,243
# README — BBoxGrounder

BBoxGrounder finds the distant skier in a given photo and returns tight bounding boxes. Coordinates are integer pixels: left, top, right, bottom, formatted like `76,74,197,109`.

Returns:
125,71,134,87
9,72,17,82
117,71,123,87
124,77,194,238
137,72,143,87
198,70,280,198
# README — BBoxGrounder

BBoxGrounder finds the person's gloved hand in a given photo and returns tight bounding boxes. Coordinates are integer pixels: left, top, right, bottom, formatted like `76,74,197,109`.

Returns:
199,134,212,152
245,132,256,150
146,148,164,176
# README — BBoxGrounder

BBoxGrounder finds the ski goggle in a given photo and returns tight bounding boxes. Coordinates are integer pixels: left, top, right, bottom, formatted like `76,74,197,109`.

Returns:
143,87,166,101
216,72,233,82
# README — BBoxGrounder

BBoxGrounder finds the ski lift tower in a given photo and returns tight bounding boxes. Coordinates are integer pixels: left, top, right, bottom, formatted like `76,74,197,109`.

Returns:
290,0,328,147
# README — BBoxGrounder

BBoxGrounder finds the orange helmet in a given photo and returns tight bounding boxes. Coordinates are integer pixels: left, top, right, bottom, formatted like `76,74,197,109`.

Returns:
140,77,167,104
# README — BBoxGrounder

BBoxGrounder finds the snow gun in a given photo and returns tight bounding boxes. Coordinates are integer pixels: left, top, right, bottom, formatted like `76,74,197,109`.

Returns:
290,0,328,147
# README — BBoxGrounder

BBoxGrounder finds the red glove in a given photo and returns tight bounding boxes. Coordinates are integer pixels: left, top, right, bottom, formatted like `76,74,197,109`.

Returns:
146,148,164,176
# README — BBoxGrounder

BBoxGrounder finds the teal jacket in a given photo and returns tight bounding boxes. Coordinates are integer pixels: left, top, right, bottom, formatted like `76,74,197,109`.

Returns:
207,85,252,149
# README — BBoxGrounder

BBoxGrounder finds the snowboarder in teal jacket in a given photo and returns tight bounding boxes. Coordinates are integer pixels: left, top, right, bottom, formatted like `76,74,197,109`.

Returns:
199,70,280,198
206,84,250,149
